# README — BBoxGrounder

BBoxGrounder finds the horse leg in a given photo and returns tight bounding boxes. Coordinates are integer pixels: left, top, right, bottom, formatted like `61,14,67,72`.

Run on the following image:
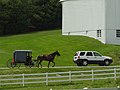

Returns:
52,61,55,67
37,63,39,68
38,60,42,68
47,61,50,68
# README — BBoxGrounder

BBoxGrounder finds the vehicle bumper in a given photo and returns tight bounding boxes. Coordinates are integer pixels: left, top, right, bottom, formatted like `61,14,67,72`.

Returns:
109,59,113,63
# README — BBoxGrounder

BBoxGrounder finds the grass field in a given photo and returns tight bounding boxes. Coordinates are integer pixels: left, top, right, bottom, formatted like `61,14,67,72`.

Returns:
0,29,120,67
1,78,120,90
0,30,120,89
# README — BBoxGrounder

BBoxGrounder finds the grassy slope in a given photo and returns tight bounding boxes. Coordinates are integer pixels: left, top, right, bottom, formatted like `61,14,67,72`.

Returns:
2,79,120,90
1,30,120,89
0,30,120,67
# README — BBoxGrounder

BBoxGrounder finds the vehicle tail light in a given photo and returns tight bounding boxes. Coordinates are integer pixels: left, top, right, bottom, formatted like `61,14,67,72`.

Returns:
78,56,80,59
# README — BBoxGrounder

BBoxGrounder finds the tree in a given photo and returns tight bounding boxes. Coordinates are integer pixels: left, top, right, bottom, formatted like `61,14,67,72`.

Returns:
31,0,62,30
4,0,33,34
0,0,10,35
0,0,62,35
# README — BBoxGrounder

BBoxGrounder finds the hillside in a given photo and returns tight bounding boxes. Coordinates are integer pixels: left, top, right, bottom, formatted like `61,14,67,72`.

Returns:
0,30,120,67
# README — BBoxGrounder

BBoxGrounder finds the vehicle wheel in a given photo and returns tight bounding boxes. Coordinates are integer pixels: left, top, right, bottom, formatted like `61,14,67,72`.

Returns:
82,60,88,66
77,63,82,66
104,60,110,66
7,59,12,68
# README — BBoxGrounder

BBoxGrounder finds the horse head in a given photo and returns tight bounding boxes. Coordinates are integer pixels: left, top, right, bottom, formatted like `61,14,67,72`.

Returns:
55,50,61,56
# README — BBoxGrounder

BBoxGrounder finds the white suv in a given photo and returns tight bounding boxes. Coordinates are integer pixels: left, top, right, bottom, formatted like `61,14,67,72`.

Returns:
73,51,113,66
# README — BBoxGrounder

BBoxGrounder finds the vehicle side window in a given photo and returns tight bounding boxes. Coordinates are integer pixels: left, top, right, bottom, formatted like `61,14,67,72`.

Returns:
86,52,93,56
80,52,85,56
93,52,101,56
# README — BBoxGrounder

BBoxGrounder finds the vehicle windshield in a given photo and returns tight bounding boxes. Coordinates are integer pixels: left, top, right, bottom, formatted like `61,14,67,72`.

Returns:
93,52,102,56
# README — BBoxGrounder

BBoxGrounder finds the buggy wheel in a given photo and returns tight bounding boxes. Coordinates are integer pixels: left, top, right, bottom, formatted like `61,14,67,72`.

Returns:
7,59,16,68
16,63,21,68
25,63,29,68
27,62,32,68
25,64,33,68
25,62,33,68
29,61,34,68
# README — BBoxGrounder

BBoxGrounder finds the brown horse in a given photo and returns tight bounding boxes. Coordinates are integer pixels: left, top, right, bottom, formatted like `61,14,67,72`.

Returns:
37,51,60,68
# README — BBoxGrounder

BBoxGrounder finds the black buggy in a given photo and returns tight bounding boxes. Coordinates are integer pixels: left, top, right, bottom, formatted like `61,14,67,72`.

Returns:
7,50,35,68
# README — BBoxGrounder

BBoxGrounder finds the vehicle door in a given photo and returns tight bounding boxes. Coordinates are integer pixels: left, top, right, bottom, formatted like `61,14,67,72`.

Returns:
93,52,104,62
85,52,94,62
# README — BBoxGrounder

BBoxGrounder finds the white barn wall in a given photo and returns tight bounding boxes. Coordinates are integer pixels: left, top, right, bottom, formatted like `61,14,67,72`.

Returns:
105,0,120,44
62,0,106,43
116,0,120,29
61,0,120,44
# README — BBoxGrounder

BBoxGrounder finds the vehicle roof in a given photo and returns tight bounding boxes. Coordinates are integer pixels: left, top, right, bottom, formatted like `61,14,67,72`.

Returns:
76,51,98,53
14,50,32,53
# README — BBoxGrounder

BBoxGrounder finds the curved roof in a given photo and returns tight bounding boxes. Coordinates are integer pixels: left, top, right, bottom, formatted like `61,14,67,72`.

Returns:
14,50,32,53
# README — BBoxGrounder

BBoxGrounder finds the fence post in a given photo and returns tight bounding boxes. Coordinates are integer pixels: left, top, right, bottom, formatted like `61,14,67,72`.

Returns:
46,72,48,85
114,68,116,80
69,71,72,82
22,73,25,86
92,69,94,82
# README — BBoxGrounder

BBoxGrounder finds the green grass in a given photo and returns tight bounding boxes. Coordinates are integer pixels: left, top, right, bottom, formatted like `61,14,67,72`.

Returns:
0,30,120,89
1,79,120,90
0,29,120,67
